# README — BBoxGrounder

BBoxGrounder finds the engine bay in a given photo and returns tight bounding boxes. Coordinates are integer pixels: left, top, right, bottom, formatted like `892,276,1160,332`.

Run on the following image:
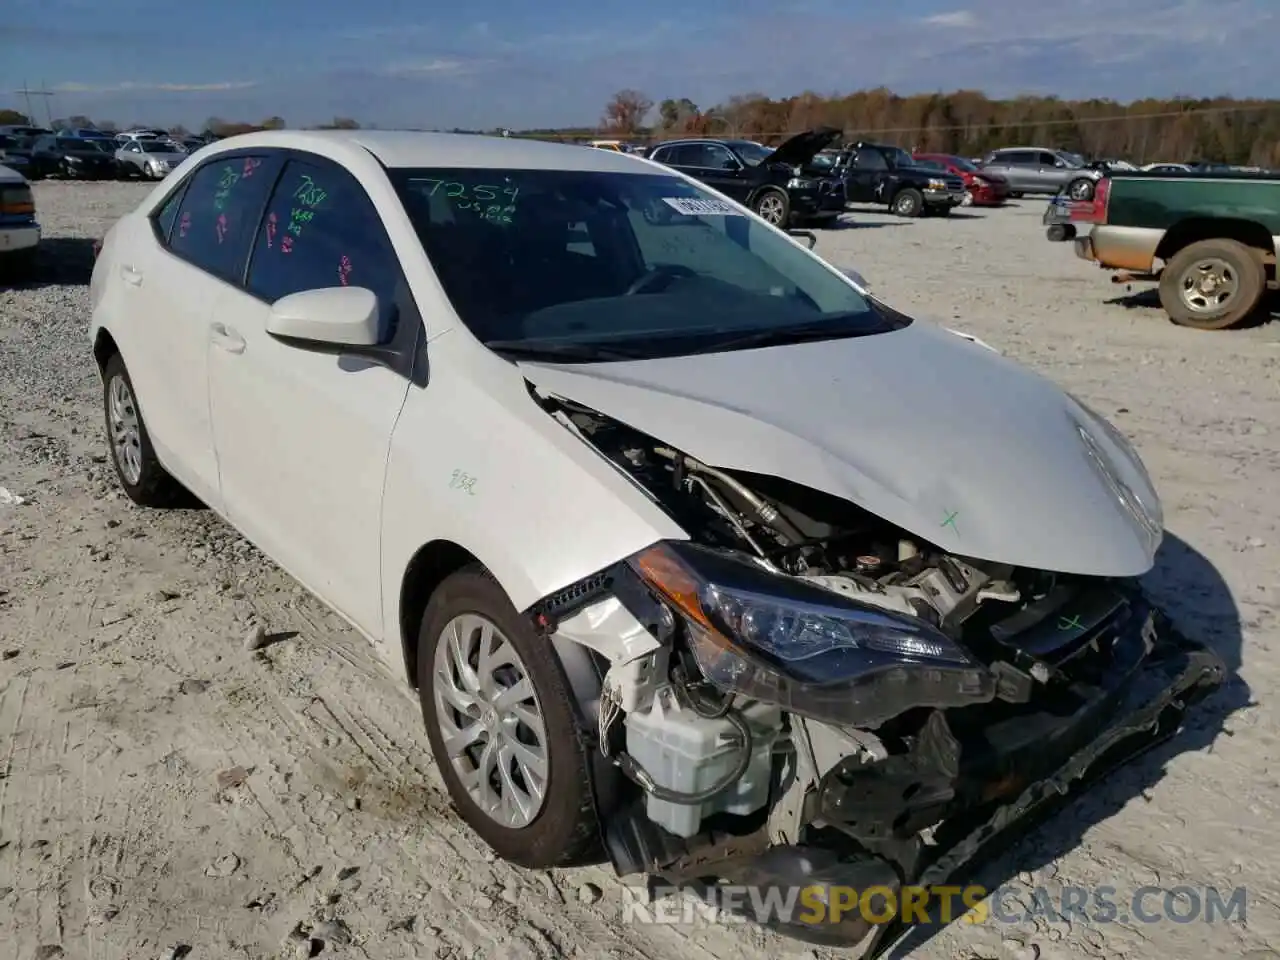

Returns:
528,388,1215,913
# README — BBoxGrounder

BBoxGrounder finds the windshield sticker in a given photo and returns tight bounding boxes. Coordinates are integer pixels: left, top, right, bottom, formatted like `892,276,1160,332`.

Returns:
661,197,742,217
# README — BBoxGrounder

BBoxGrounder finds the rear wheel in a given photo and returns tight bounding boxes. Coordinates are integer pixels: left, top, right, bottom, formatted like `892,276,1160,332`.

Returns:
418,568,599,868
101,353,186,506
1158,238,1266,330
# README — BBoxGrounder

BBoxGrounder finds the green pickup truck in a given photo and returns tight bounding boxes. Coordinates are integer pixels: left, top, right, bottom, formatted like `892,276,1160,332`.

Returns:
1045,173,1279,329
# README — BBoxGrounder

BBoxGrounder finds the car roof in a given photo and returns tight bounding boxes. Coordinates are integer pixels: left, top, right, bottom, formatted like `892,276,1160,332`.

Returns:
202,129,659,174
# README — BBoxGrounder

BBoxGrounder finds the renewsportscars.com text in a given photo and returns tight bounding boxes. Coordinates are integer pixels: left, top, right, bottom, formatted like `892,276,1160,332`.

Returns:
621,883,1248,927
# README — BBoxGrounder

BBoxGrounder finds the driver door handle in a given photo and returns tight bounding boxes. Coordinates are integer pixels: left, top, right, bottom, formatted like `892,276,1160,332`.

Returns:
210,321,246,354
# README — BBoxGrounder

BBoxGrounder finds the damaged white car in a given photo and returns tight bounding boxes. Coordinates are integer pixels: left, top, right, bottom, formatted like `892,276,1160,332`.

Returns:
89,130,1224,954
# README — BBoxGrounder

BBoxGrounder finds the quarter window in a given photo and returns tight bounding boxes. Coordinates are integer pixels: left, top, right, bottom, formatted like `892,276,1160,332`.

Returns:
168,154,275,282
246,158,400,343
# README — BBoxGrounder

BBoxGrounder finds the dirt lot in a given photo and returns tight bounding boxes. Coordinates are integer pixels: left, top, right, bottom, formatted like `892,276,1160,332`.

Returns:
1,181,1278,960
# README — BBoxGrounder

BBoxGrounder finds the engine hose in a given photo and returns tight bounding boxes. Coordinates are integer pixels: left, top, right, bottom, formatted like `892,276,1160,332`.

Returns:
614,710,754,806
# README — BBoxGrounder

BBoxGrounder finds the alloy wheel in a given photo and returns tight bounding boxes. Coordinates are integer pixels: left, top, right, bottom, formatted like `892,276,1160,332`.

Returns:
108,374,143,485
432,613,549,829
757,194,785,224
1179,257,1239,314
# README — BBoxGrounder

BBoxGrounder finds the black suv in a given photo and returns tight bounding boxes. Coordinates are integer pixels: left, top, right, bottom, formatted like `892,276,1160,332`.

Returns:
645,128,847,227
820,142,966,217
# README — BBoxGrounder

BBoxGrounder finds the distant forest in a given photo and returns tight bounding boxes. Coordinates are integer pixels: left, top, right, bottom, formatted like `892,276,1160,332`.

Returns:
6,87,1280,166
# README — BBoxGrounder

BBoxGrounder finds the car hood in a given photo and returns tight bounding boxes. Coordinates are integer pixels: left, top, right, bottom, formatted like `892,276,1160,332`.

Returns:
763,127,843,168
518,320,1162,577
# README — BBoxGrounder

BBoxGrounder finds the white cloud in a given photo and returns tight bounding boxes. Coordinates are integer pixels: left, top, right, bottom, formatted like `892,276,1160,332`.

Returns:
920,9,978,27
52,80,257,94
383,58,493,78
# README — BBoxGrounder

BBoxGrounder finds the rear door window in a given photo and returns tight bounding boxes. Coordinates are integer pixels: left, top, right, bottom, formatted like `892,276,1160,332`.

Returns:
167,154,278,284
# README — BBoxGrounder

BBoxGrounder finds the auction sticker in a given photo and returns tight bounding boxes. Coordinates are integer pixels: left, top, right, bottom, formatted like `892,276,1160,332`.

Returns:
662,197,742,216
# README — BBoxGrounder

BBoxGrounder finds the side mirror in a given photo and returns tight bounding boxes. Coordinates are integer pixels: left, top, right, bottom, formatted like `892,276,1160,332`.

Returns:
266,286,380,347
840,266,869,290
787,229,817,250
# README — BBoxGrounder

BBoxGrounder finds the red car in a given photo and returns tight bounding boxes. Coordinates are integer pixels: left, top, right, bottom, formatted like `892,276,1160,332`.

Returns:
912,153,1010,206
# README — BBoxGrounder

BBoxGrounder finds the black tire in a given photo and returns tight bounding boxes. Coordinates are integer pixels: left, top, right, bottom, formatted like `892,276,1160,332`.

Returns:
890,188,924,217
417,567,599,869
752,188,790,227
101,352,186,506
1067,178,1095,201
1158,238,1266,331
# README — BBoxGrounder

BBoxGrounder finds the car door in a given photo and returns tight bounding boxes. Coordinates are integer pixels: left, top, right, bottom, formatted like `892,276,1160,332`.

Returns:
696,143,752,202
112,152,281,508
845,148,889,203
1002,152,1039,191
655,143,704,182
1037,151,1068,191
205,154,416,633
121,140,142,172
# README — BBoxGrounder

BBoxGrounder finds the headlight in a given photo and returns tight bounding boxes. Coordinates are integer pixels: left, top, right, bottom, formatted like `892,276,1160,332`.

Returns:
786,177,817,190
626,542,997,727
927,178,947,190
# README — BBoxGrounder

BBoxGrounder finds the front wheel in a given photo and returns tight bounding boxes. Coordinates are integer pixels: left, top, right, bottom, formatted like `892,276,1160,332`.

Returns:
418,568,599,869
890,188,924,217
1067,178,1095,201
752,189,790,226
1158,238,1266,330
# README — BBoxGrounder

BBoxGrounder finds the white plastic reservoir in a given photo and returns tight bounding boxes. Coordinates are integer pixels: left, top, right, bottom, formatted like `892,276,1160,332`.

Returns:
624,686,782,839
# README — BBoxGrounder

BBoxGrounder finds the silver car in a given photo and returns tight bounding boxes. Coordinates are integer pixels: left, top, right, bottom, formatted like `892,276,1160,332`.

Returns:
114,139,187,179
979,147,1102,200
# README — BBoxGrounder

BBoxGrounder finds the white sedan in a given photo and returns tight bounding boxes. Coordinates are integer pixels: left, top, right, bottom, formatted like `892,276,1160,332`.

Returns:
88,129,1221,949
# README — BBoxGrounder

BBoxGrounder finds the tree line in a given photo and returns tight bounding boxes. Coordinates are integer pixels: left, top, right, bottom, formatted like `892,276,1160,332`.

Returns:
600,89,1280,167
7,84,1280,166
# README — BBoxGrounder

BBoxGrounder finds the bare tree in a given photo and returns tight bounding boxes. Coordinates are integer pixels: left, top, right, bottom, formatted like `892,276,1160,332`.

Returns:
602,89,654,135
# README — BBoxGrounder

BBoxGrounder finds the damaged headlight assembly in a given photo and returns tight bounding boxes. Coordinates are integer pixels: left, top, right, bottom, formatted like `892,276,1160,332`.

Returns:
626,541,998,728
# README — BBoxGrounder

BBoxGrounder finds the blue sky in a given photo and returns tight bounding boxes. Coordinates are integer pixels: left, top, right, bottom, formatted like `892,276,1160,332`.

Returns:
3,0,1277,130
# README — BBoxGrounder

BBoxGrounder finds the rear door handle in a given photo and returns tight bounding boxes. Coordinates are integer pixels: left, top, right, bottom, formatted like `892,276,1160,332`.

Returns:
120,264,143,285
209,321,246,354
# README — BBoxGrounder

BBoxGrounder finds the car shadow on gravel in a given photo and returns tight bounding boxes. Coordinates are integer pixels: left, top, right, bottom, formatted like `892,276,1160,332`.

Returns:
1106,288,1279,328
0,238,98,289
884,531,1248,958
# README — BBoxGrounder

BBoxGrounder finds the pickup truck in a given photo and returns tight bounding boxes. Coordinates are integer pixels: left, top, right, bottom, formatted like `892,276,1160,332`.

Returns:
1048,173,1279,329
820,142,967,217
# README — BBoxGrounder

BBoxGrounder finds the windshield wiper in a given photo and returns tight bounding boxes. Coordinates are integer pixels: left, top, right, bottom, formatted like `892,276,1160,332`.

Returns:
483,339,642,362
686,319,875,354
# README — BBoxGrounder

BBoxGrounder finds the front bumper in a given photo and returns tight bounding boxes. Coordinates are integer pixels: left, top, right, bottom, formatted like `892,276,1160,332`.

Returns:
924,186,967,206
643,599,1226,954
0,223,40,254
970,184,1008,205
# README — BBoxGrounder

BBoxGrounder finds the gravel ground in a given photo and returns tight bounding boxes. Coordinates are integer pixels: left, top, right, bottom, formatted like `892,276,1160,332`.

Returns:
1,179,1279,960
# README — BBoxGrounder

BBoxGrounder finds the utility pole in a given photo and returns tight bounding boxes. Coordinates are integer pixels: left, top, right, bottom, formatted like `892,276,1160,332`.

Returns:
14,81,55,127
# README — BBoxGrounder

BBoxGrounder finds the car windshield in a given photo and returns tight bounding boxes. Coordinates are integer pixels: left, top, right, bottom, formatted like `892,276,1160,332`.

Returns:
945,156,978,172
728,141,774,166
1060,152,1086,168
390,167,906,362
140,140,175,153
913,158,945,171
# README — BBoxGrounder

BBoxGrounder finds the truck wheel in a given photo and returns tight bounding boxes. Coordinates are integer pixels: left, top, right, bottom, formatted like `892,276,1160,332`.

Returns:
891,188,924,217
1158,238,1265,330
752,189,790,226
417,567,600,869
1067,178,1095,201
